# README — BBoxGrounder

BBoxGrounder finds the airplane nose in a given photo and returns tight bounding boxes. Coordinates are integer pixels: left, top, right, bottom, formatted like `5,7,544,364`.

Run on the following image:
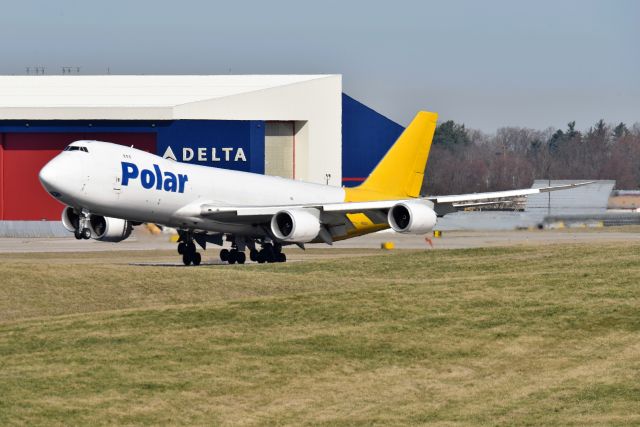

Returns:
39,162,53,187
39,157,66,196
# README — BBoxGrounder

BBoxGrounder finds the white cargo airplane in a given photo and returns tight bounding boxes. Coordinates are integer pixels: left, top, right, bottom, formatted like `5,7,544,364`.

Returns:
39,111,589,265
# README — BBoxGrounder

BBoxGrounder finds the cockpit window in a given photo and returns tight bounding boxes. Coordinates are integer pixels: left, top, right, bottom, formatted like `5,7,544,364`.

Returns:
64,146,89,152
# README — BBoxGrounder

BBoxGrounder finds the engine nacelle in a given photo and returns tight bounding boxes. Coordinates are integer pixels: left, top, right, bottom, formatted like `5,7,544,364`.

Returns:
89,215,133,242
388,201,437,234
61,206,80,233
270,209,321,243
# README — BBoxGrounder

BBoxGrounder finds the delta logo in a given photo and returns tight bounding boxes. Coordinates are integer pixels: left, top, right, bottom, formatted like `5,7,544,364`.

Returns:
162,145,247,163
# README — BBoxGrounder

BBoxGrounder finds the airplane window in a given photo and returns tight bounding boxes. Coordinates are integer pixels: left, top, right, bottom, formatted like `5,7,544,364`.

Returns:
63,146,88,152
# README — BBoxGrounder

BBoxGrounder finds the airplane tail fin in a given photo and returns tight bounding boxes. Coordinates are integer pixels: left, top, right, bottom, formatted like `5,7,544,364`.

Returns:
352,111,438,199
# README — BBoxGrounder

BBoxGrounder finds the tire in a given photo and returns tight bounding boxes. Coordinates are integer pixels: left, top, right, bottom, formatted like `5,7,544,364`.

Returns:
182,253,192,266
249,250,258,262
177,242,186,255
187,242,196,254
236,252,246,264
220,249,229,262
260,245,276,262
256,252,266,264
228,250,237,265
74,229,82,240
81,228,91,240
192,252,201,266
276,253,286,263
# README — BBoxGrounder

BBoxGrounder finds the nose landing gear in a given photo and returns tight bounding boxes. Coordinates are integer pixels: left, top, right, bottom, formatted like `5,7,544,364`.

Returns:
74,228,91,240
74,211,92,240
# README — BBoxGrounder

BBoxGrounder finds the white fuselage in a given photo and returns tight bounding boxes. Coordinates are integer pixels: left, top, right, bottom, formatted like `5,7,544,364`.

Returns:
39,141,345,236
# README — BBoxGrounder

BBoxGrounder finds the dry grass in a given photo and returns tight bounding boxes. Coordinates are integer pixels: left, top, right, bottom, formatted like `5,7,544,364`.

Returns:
1,243,639,425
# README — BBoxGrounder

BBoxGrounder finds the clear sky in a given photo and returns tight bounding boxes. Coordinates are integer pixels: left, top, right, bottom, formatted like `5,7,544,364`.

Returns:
1,0,638,131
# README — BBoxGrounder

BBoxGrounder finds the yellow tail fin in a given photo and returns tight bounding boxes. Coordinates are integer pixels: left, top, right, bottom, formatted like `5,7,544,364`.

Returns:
346,111,438,201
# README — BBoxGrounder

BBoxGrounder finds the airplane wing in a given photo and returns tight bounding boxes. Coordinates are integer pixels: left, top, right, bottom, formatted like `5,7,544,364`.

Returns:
197,181,594,222
194,199,412,244
199,199,407,224
188,181,594,244
425,181,595,215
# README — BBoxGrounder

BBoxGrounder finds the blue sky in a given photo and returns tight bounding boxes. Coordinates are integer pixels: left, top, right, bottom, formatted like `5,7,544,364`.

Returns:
1,0,638,131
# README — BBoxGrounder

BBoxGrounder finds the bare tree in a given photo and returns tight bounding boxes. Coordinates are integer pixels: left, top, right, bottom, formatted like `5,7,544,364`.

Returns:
423,119,640,195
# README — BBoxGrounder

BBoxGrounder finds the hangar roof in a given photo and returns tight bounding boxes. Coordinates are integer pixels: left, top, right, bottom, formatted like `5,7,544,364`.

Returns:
0,75,333,109
0,74,343,186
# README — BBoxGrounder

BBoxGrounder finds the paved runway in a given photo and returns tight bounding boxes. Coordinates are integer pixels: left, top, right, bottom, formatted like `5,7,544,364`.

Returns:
0,228,637,253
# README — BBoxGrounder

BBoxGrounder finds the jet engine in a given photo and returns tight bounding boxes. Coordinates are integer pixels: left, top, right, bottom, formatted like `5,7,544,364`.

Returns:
270,209,321,242
89,215,133,242
388,201,437,234
61,207,133,242
61,206,80,232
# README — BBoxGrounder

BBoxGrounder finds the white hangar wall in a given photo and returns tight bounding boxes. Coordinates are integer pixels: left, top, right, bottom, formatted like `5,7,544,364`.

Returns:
174,75,342,185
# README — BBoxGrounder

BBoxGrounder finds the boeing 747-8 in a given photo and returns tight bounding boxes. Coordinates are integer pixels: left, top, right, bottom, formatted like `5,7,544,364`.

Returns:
38,111,589,264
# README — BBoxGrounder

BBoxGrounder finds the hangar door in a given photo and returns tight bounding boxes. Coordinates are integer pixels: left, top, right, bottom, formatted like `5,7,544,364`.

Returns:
0,133,156,220
265,122,295,179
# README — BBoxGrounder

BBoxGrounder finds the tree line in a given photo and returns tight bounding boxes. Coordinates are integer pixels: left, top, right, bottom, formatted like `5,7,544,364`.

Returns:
422,119,640,195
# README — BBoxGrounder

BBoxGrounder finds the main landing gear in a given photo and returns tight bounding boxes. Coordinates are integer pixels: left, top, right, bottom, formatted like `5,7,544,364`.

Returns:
248,242,286,264
177,235,201,266
219,247,246,264
175,232,288,266
218,241,286,264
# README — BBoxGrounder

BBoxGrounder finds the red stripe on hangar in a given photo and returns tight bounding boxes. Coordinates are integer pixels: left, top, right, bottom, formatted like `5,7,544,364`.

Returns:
0,133,156,220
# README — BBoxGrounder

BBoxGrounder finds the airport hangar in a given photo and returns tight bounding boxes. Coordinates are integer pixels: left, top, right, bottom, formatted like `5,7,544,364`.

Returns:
0,75,404,225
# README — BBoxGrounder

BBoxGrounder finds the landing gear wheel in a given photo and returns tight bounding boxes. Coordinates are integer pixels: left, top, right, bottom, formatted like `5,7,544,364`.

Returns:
186,242,196,254
263,247,276,263
182,253,192,266
81,228,91,240
220,249,229,262
249,250,258,262
177,232,201,266
276,253,286,263
256,251,266,264
236,252,246,264
192,252,201,266
74,229,82,240
228,250,237,265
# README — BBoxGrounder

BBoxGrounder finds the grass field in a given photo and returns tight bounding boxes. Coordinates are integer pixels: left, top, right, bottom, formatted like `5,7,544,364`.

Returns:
1,243,639,425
